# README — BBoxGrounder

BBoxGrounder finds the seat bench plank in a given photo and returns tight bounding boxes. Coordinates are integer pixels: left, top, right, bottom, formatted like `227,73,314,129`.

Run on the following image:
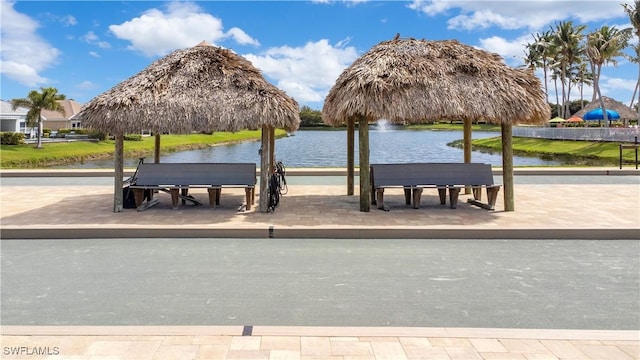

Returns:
129,163,256,211
370,163,501,210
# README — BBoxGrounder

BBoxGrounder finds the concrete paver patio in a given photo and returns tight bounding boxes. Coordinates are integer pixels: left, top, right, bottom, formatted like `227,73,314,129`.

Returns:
1,169,639,359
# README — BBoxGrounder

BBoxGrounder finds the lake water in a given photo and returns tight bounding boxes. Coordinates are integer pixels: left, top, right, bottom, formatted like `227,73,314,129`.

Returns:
58,128,561,168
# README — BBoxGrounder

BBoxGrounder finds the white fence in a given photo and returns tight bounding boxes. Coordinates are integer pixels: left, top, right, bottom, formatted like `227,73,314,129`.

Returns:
513,126,640,143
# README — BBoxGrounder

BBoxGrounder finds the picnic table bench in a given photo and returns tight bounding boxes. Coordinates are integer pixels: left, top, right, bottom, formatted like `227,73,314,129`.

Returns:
370,163,501,210
129,163,256,211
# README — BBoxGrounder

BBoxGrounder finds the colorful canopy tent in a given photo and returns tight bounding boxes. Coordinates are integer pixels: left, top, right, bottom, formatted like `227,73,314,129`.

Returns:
583,108,620,121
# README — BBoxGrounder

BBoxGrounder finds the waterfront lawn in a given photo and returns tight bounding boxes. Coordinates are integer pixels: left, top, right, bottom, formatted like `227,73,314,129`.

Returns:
0,130,283,168
406,123,502,131
473,136,638,164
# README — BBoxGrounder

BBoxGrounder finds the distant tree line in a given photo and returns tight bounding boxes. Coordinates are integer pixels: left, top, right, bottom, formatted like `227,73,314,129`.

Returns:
523,1,640,123
299,105,326,127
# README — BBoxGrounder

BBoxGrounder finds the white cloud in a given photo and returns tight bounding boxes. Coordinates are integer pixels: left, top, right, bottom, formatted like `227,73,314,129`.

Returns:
75,80,96,91
478,35,530,66
448,10,522,31
88,51,100,58
0,0,59,86
61,15,77,27
81,31,111,49
226,27,260,46
601,74,637,94
409,0,633,32
109,1,258,57
244,39,359,104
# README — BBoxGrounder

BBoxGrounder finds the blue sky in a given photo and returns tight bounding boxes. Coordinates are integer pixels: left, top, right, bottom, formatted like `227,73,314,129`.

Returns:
1,0,637,111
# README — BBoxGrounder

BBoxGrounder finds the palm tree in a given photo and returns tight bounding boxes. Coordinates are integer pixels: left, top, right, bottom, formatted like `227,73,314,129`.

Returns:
573,61,592,109
623,0,640,120
11,87,66,149
535,30,555,98
626,44,640,109
551,21,586,118
585,26,632,126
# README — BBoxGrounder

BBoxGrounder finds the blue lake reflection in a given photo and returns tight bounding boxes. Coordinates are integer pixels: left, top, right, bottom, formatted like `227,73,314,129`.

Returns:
59,129,561,168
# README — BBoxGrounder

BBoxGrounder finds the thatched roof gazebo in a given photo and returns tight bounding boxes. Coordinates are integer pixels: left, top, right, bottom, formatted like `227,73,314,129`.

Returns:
573,96,637,125
322,37,550,212
77,41,300,212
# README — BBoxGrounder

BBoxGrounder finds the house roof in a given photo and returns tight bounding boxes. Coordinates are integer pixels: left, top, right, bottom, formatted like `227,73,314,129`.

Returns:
0,100,28,115
41,99,83,120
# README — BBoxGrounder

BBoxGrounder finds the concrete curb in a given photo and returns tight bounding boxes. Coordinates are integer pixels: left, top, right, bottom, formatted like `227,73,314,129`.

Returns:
2,167,640,177
1,227,638,240
2,326,637,341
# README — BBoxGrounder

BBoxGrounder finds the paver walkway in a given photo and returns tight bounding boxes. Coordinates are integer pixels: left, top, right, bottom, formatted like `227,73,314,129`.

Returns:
1,169,639,359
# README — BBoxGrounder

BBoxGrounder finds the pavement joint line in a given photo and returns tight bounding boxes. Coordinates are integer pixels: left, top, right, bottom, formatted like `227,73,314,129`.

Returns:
1,326,638,341
1,227,638,240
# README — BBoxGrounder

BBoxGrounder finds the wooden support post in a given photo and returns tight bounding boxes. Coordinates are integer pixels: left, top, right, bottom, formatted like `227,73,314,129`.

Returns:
501,123,514,211
259,125,271,212
154,134,161,163
114,134,124,213
347,118,355,196
269,126,276,173
359,116,370,212
463,119,472,194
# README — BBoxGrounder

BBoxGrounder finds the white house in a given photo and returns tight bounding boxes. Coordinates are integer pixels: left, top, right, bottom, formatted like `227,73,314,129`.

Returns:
0,100,35,138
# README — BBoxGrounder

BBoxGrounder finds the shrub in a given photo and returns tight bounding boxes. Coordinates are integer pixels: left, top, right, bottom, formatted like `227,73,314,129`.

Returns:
1,132,25,145
88,131,107,141
124,134,143,141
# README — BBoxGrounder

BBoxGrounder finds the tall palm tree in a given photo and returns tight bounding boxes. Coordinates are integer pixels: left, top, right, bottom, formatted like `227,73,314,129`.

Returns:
11,87,66,149
586,26,632,126
534,30,555,98
623,0,640,120
626,44,640,109
552,21,586,118
573,61,592,109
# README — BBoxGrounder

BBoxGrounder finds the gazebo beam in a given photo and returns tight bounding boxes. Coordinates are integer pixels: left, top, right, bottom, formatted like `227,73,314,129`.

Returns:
114,134,124,213
154,134,161,163
463,119,472,194
347,118,355,196
259,125,271,212
269,126,276,173
501,123,514,211
358,115,371,212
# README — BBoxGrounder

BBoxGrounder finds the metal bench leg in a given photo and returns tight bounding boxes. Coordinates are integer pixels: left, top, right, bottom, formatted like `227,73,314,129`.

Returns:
412,188,423,209
486,187,500,210
437,187,447,205
207,188,219,209
132,189,146,208
449,187,461,209
245,188,253,211
404,188,412,205
376,189,385,210
472,187,482,201
181,189,189,205
170,189,180,209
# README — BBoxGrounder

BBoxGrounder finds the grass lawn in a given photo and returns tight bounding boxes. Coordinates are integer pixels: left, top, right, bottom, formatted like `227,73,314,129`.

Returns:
471,136,638,165
1,130,285,168
406,123,502,131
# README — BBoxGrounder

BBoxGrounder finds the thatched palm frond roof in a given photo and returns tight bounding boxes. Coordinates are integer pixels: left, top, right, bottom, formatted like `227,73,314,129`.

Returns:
322,38,550,125
573,96,637,120
77,42,300,134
